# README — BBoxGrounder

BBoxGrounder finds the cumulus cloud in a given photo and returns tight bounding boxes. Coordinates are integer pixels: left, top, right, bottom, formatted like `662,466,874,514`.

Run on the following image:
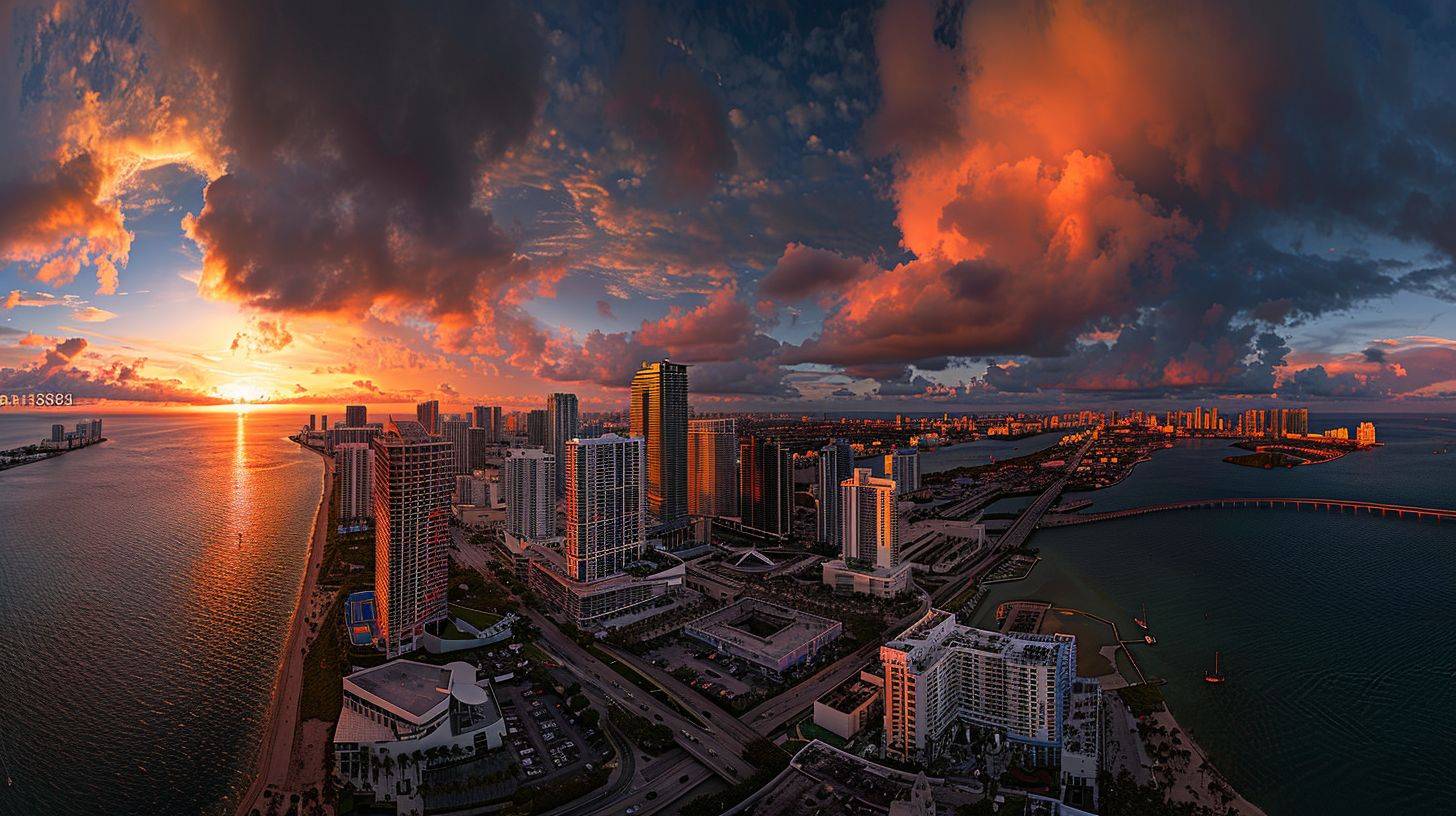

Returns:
229,318,293,355
0,337,221,403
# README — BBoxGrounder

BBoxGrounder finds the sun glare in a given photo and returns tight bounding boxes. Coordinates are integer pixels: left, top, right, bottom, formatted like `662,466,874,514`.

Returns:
217,381,270,404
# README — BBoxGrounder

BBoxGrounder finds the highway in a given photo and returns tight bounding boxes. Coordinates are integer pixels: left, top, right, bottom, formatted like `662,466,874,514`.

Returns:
524,607,758,783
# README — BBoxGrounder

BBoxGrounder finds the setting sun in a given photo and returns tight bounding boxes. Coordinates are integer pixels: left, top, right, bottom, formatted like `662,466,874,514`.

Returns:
216,381,270,404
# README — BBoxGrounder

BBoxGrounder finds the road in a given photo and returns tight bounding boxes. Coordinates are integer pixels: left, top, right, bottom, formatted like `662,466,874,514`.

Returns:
931,436,1096,606
743,587,931,734
525,608,757,783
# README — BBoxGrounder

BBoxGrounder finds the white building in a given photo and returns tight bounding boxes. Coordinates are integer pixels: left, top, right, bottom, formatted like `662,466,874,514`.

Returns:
885,447,921,495
504,447,555,543
823,468,911,598
333,659,506,813
563,434,645,582
374,419,453,657
881,610,1078,766
336,442,373,527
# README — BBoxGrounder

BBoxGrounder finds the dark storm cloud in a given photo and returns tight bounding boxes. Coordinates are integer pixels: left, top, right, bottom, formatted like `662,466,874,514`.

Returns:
775,0,1456,400
144,0,549,339
607,3,737,200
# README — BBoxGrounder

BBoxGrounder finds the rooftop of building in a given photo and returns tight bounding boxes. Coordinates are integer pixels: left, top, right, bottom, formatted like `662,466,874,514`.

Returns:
685,597,841,660
344,659,499,725
884,608,1071,672
817,674,881,713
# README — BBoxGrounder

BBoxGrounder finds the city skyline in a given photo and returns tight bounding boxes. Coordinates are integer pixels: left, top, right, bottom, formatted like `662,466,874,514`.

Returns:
2,4,1455,816
3,1,1456,413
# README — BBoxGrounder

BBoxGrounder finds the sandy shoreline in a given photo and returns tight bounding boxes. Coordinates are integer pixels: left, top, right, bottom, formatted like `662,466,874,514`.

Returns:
234,444,333,816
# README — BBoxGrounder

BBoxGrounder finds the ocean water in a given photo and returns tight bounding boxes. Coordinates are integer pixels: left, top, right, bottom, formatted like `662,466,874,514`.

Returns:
975,414,1456,814
0,410,323,816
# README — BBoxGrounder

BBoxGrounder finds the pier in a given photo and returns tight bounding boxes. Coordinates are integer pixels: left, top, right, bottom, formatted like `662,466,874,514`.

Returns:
1041,497,1456,527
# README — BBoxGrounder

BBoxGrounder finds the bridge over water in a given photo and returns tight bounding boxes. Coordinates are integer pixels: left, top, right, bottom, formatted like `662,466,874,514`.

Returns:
1040,497,1456,527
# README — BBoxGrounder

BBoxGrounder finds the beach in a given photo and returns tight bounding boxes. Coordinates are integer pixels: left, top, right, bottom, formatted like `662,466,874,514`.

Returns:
234,448,334,816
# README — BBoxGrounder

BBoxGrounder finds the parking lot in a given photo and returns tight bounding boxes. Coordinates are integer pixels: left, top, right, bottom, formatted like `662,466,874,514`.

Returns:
497,679,605,783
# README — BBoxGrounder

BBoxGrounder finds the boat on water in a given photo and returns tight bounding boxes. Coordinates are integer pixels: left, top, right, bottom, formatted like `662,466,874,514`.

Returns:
1205,651,1226,684
1143,634,1157,646
1133,603,1149,630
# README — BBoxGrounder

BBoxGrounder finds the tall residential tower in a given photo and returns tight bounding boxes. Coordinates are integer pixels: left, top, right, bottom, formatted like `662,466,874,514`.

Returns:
630,360,689,527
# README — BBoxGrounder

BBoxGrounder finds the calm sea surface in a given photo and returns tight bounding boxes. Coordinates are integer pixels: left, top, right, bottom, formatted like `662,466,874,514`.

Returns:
0,410,322,816
971,413,1456,814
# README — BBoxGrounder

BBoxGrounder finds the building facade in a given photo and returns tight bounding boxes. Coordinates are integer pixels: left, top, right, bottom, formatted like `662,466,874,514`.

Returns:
473,404,502,442
373,419,454,657
336,442,374,527
415,400,440,435
739,435,793,539
442,416,471,475
817,438,855,547
688,418,738,518
345,404,368,427
630,360,689,527
881,610,1077,766
545,393,579,497
885,448,921,495
564,434,645,582
504,447,555,542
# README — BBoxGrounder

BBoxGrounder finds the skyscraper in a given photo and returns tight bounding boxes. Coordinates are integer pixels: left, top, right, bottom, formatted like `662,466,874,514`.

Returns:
473,405,502,442
841,468,901,569
885,448,921,495
505,447,555,543
345,404,367,427
817,438,854,547
630,360,689,526
336,442,373,526
526,409,547,447
372,419,453,657
545,393,579,497
739,435,793,539
688,418,738,518
415,400,440,435
442,416,471,475
564,434,644,581
467,426,491,472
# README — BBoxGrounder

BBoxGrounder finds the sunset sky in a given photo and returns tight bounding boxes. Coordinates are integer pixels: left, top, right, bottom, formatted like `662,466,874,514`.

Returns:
3,0,1456,411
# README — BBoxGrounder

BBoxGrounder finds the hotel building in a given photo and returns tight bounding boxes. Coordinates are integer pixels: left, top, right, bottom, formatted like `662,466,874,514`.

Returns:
373,419,454,657
527,433,682,627
688,418,738,518
881,610,1078,766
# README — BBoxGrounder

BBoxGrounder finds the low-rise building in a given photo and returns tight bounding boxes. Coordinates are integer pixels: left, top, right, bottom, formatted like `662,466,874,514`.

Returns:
821,559,912,598
683,597,841,676
813,670,884,740
333,660,506,812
